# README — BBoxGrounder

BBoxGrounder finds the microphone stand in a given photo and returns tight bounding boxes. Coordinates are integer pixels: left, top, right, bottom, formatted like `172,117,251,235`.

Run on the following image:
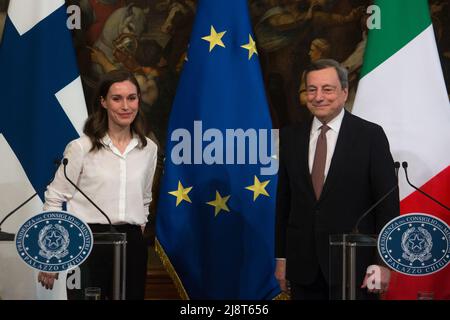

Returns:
0,159,61,241
62,158,116,232
352,162,400,234
402,162,450,212
0,194,37,240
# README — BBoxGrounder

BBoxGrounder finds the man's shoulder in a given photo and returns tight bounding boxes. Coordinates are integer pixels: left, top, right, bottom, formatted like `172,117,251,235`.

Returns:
345,111,383,134
280,120,311,137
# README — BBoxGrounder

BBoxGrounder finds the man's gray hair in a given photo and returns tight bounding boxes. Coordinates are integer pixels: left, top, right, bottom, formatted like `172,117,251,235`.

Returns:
304,59,349,89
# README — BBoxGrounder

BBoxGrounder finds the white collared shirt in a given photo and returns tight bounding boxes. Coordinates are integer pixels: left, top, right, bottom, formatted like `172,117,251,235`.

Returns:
308,108,345,179
44,134,158,226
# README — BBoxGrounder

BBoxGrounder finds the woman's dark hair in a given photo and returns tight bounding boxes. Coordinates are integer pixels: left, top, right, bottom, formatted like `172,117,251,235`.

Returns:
84,70,148,151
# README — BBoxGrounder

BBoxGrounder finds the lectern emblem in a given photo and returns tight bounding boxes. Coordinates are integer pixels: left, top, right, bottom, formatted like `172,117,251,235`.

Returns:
38,223,70,260
401,226,432,263
378,213,450,276
15,211,93,272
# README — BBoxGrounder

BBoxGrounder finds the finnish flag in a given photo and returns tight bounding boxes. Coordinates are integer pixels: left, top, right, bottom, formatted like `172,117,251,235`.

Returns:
0,0,87,299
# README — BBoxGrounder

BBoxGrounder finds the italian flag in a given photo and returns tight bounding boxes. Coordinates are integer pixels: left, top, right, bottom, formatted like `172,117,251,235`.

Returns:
353,0,450,299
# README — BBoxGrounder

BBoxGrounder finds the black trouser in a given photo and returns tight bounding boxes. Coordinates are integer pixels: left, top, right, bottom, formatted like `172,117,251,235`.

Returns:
290,270,377,300
68,224,148,300
290,270,330,300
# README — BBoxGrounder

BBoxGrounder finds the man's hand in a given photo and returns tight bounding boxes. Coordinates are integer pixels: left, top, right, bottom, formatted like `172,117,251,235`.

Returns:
275,259,289,293
37,272,59,290
361,265,391,294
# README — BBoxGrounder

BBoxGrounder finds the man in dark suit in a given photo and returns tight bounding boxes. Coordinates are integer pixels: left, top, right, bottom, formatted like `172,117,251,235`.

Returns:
275,59,399,300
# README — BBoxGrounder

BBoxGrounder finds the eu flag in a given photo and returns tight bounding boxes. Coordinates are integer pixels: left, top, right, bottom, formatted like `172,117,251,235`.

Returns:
155,0,280,299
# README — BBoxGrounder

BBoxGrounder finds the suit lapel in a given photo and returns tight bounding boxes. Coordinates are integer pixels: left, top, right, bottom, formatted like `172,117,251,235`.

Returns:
298,119,316,199
319,111,355,202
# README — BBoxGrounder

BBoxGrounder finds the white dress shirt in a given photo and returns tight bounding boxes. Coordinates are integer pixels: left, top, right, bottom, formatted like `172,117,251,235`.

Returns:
44,134,158,226
308,108,345,180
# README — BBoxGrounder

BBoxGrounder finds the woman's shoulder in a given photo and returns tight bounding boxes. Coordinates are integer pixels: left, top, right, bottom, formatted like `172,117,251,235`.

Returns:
144,136,158,153
66,135,93,154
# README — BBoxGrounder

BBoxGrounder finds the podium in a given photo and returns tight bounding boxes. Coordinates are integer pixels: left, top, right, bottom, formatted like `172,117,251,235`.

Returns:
92,232,127,300
329,234,377,300
0,232,127,300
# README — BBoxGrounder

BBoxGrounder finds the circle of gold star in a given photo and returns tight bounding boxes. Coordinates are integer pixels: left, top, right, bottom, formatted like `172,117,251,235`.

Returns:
168,181,193,206
245,176,270,201
241,34,258,60
206,191,231,216
202,25,226,52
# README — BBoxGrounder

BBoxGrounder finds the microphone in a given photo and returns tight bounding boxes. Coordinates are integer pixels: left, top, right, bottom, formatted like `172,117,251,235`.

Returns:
0,194,37,240
352,161,400,234
62,158,116,231
401,161,450,211
0,159,61,241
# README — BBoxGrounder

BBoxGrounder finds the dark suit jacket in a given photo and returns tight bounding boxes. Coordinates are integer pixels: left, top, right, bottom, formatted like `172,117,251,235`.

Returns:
275,111,399,286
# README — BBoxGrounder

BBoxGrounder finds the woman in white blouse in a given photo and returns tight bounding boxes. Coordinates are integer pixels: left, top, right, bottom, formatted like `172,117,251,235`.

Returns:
38,70,158,300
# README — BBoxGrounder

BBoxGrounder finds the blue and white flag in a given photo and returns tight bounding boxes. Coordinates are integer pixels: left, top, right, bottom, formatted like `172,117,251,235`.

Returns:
0,0,87,299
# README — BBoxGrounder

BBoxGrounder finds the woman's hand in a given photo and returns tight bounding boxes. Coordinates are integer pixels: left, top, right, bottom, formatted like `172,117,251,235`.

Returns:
37,272,59,290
